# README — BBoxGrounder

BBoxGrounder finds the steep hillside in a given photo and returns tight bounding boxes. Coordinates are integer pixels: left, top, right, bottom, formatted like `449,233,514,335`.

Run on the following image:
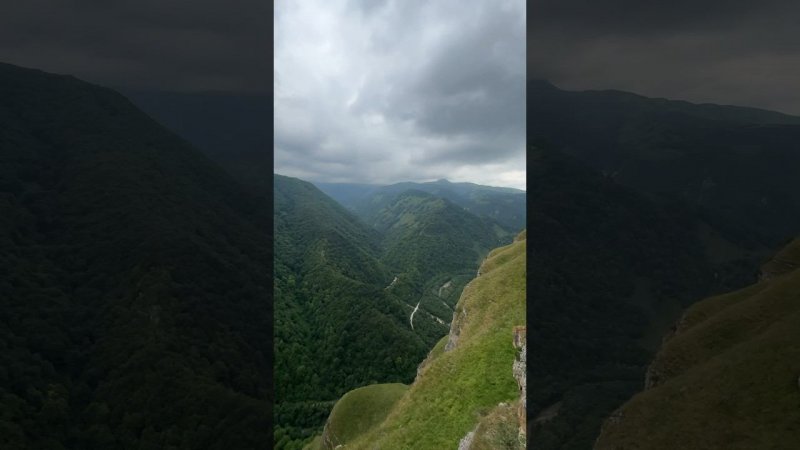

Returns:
525,140,764,449
274,175,519,448
274,174,385,283
0,62,272,448
273,175,429,449
595,239,800,449
528,80,800,245
374,190,504,275
310,232,527,450
370,189,511,346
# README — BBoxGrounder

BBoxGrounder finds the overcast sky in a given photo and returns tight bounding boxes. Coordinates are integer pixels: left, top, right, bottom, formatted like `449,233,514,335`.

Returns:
274,0,526,190
530,0,800,115
0,0,269,93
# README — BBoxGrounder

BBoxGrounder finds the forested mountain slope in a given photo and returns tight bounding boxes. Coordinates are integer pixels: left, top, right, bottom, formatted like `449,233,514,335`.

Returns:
363,189,512,352
528,80,800,245
525,140,763,449
316,178,526,231
274,176,513,449
273,175,429,449
594,238,800,449
0,62,272,449
309,232,527,450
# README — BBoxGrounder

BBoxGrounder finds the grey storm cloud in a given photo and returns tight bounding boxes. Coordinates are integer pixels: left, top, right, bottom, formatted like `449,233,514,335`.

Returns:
274,0,526,190
0,0,269,93
529,0,800,114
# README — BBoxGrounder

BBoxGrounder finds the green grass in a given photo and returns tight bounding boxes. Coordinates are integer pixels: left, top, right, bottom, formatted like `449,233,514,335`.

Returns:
595,240,800,449
302,436,322,450
341,234,526,449
319,383,408,449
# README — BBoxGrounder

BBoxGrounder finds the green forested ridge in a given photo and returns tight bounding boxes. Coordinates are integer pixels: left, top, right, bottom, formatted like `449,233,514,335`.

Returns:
0,62,272,448
274,176,515,449
525,140,766,449
528,80,800,246
273,175,427,449
316,178,526,231
310,233,526,449
594,238,800,449
362,188,512,357
375,190,504,278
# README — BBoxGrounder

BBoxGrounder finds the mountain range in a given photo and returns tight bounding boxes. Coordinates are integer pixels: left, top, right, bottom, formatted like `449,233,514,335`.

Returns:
3,58,799,450
273,174,523,449
316,179,526,232
528,80,800,246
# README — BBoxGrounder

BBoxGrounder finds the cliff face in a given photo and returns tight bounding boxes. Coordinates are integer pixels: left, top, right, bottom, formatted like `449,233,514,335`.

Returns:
595,238,800,449
444,305,468,352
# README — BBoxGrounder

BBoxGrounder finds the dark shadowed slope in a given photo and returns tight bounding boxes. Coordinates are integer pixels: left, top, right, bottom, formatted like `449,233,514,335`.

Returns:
595,238,800,450
528,80,800,245
0,62,272,449
525,140,765,450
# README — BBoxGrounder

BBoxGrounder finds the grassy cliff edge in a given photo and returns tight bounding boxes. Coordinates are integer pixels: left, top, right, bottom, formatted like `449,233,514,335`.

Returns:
311,232,527,449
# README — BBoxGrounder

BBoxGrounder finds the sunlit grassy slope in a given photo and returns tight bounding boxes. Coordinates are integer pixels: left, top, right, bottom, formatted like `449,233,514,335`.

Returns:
595,238,800,449
315,383,408,449
313,232,526,449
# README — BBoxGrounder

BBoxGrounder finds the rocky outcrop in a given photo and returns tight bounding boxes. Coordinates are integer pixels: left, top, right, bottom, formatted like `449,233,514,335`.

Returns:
457,429,476,450
444,306,467,352
513,326,526,436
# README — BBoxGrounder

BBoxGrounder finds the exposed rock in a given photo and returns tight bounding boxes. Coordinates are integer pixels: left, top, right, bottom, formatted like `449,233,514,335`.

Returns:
512,326,526,435
457,429,475,450
445,306,467,352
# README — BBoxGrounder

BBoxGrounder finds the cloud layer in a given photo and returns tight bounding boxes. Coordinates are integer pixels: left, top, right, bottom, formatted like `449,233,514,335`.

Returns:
275,0,526,189
529,0,800,114
0,0,269,93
